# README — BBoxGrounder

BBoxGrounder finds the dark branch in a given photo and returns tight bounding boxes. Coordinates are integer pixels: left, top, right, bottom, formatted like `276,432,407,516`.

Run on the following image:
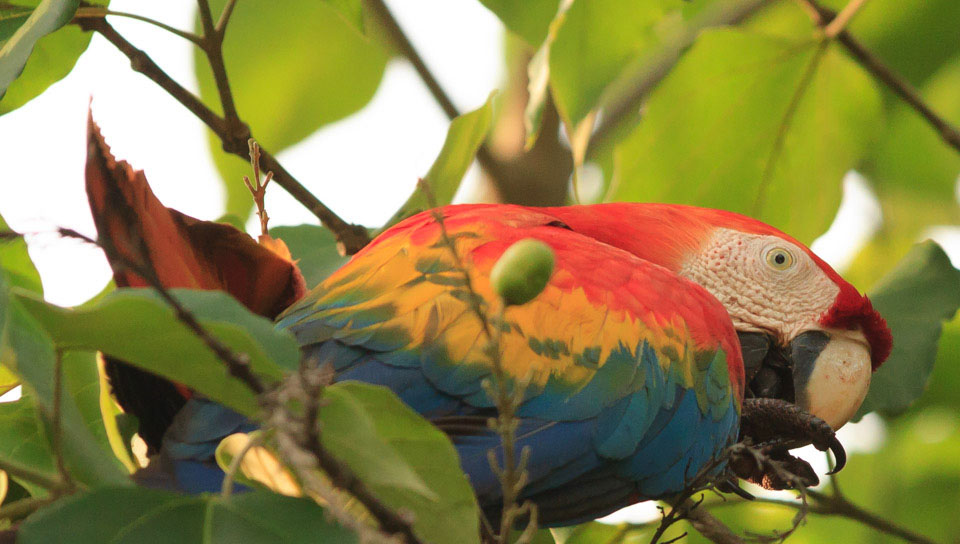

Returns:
57,228,266,395
364,0,513,194
75,18,371,254
797,0,960,153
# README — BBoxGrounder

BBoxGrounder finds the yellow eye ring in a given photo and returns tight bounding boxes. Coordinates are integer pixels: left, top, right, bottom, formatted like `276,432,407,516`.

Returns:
765,247,795,271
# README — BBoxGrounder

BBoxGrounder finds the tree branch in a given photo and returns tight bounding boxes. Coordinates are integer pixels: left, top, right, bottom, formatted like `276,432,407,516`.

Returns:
75,18,371,254
364,0,513,194
796,0,960,153
685,504,745,544
196,0,243,139
57,228,266,395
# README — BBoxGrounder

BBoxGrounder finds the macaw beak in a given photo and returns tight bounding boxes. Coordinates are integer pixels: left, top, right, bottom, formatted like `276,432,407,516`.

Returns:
739,328,872,430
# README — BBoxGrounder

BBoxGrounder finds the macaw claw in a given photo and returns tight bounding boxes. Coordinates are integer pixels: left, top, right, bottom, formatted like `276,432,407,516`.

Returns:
738,397,847,474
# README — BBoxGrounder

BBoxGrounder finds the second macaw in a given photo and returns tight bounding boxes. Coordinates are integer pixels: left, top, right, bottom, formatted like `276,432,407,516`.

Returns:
86,121,892,526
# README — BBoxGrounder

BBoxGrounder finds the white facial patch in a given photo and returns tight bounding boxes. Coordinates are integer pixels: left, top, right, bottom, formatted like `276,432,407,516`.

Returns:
678,228,840,344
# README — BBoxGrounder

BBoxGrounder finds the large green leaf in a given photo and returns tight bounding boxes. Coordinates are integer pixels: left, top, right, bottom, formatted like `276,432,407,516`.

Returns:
269,225,348,288
855,241,960,419
18,487,357,543
548,0,685,129
613,30,883,243
0,387,56,496
323,382,480,544
195,0,388,220
478,0,560,46
0,0,108,114
865,59,960,201
0,207,41,294
0,277,128,487
15,288,302,416
383,92,497,229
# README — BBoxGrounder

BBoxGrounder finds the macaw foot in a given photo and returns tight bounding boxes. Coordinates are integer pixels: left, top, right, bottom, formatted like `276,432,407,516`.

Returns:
727,445,819,491
728,397,846,490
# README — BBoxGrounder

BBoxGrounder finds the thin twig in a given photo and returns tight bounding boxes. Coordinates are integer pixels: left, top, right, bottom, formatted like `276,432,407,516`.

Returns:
74,18,371,254
215,0,240,35
243,139,273,237
72,8,203,44
196,0,243,139
364,0,511,191
220,431,262,498
57,228,266,395
796,0,960,152
823,0,869,38
419,180,535,540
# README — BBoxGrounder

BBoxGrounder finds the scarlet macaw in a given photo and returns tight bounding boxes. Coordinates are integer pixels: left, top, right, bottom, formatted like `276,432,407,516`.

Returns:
145,203,891,524
85,122,891,526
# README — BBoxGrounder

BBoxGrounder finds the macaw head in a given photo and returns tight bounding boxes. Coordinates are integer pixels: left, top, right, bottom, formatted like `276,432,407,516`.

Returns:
547,203,892,430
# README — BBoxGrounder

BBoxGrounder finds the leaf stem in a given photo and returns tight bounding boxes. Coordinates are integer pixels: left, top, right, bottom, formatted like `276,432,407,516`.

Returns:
72,8,203,45
0,459,62,493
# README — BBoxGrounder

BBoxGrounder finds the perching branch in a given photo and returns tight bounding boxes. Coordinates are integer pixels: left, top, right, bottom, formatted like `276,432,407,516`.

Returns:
57,228,266,395
74,17,371,254
795,0,960,153
751,489,941,544
264,367,422,544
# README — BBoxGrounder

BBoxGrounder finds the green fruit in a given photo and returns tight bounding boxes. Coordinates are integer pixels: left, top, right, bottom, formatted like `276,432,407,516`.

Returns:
490,239,555,306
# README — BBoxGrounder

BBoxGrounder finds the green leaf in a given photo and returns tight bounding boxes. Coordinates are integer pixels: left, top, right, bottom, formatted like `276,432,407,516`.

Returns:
613,30,883,243
0,388,56,496
18,487,357,544
0,0,108,114
0,206,41,294
269,225,348,288
324,382,481,544
865,59,960,201
0,276,129,487
384,92,497,229
478,0,560,46
548,0,684,128
855,241,960,419
15,288,302,416
319,384,435,499
195,0,388,220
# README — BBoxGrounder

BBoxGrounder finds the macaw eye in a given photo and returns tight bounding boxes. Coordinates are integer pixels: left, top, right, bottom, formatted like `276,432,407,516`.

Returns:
764,247,795,271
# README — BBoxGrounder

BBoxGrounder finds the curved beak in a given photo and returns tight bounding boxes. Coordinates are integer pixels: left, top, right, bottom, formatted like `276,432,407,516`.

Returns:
739,328,872,430
790,329,871,430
